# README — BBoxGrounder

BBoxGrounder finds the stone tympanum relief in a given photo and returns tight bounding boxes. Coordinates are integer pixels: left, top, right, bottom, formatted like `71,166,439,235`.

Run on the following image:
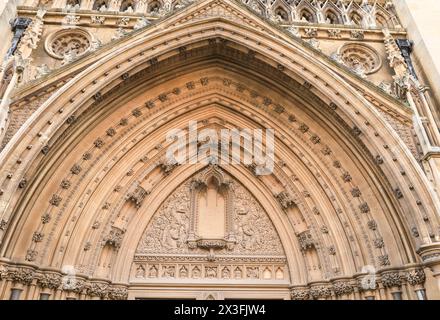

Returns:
44,28,92,60
133,165,287,282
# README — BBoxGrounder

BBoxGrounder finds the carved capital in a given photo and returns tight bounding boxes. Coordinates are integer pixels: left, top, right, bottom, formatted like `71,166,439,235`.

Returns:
108,286,128,300
332,282,354,296
37,273,62,290
310,286,332,299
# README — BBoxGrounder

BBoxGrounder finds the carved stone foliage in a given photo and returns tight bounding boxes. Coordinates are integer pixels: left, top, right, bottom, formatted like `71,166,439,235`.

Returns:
134,167,287,282
127,185,149,208
45,28,92,60
381,272,402,288
336,43,382,77
108,286,128,300
275,191,295,210
290,288,310,300
87,283,110,298
132,260,287,281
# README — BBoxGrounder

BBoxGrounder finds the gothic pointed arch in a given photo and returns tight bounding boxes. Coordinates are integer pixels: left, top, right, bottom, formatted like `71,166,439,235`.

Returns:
0,0,439,300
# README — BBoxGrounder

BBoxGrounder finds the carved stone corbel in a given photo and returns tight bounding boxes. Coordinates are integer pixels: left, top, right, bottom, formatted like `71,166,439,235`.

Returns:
290,287,310,300
103,226,125,249
297,230,314,252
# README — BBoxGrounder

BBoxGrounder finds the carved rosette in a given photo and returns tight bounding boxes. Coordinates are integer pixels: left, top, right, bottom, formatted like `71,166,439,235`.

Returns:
336,43,382,77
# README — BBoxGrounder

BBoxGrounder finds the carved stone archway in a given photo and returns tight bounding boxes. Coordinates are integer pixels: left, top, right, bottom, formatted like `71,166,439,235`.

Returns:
0,0,439,300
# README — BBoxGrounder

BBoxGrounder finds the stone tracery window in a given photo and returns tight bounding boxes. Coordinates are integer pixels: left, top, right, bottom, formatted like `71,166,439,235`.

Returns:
66,0,81,9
